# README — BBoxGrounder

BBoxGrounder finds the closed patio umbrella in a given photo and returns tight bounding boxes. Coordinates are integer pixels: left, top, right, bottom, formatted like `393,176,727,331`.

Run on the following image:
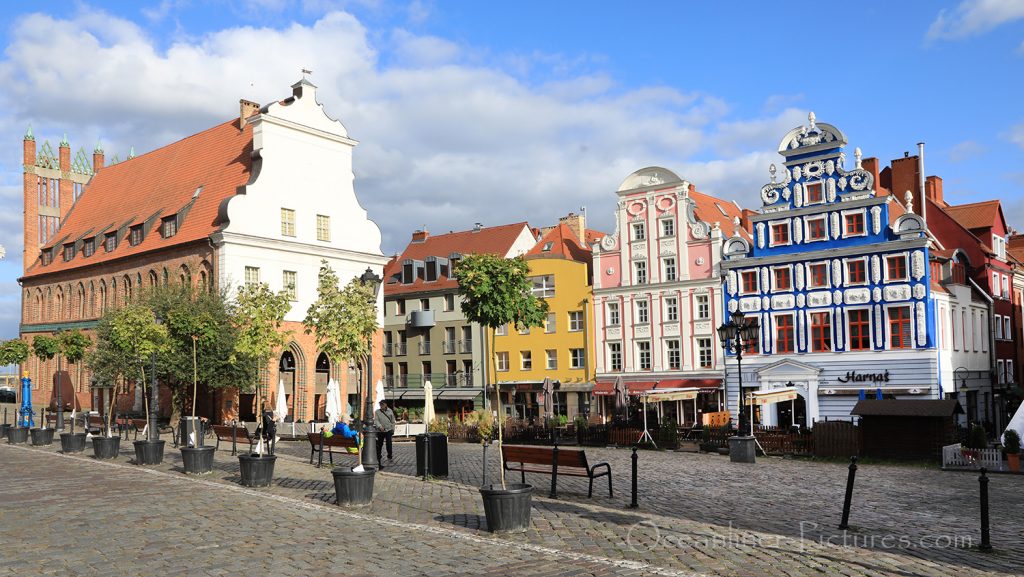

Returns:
613,376,627,421
275,377,288,430
423,380,435,426
325,378,342,425
374,379,386,408
541,377,554,422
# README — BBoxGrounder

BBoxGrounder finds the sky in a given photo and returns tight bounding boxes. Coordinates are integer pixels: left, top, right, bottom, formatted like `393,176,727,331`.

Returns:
0,0,1023,340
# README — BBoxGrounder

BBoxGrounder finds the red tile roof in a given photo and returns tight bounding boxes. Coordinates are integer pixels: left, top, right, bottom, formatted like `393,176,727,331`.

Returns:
945,200,1001,231
525,223,591,263
24,118,252,279
1008,234,1024,263
383,222,532,296
689,189,744,237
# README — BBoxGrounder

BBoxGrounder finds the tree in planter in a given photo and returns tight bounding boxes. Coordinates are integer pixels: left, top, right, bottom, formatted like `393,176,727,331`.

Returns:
58,330,92,417
0,339,31,424
454,253,549,488
233,282,292,427
31,335,60,426
304,261,377,461
1003,429,1021,473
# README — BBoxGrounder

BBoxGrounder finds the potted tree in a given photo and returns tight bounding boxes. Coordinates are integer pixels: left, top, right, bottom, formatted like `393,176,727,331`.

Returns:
0,339,31,443
58,330,92,453
1004,429,1020,473
960,423,988,465
29,335,59,446
455,253,549,533
304,263,380,504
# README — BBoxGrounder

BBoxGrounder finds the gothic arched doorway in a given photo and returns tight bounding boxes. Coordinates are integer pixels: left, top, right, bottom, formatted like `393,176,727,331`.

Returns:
314,353,331,421
280,351,296,422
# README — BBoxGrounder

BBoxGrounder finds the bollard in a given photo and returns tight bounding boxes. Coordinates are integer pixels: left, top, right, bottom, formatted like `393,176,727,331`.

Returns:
317,424,325,467
550,442,559,499
482,441,489,487
423,434,431,481
979,467,992,551
628,445,639,509
838,456,858,530
232,421,239,456
270,432,276,456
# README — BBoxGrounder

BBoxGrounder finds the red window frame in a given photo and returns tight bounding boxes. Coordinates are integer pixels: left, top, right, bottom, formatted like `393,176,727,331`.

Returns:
811,312,831,352
809,263,828,287
888,306,912,349
845,212,864,235
887,255,907,280
742,271,758,293
806,183,823,203
774,267,791,291
775,315,795,353
846,260,866,284
848,309,871,350
807,218,826,240
771,223,789,245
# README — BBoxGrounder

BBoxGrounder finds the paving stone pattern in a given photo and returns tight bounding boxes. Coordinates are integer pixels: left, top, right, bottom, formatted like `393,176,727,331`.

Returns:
1,435,1022,576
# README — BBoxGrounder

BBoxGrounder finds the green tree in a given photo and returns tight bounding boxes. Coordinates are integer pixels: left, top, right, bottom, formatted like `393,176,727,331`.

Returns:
454,253,548,486
0,339,31,368
233,282,293,407
58,330,92,409
304,261,377,452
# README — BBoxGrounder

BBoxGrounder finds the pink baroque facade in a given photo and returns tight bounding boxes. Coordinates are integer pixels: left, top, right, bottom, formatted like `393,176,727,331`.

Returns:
591,167,747,424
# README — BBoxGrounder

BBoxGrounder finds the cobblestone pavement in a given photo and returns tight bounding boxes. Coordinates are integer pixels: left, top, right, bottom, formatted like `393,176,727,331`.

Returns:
2,436,1023,577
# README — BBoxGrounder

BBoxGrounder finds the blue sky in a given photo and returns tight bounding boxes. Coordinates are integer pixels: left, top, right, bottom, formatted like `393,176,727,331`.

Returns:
0,0,1023,340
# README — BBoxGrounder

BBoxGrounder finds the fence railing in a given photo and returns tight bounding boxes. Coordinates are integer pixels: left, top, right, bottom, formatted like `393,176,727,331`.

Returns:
942,443,1006,471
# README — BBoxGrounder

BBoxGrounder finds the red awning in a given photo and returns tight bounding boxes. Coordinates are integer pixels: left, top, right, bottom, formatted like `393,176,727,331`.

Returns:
593,380,721,396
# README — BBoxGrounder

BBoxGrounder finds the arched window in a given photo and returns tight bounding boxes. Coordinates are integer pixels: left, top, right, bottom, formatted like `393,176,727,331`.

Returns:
199,270,208,292
89,282,96,317
162,267,169,286
98,281,107,314
110,278,117,310
179,264,191,286
55,287,63,321
149,270,158,287
76,283,86,319
123,274,132,303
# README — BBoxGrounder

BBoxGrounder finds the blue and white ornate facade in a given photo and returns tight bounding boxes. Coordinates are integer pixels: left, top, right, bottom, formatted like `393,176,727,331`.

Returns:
720,114,938,426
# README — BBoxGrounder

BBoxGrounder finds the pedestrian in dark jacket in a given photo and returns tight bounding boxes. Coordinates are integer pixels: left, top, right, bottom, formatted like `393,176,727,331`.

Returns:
375,400,396,463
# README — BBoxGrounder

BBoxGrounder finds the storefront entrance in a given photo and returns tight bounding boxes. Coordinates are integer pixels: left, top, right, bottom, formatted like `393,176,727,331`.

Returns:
776,394,808,429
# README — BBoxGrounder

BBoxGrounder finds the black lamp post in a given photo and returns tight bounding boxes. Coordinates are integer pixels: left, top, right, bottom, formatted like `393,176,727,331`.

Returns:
149,314,162,442
955,366,969,428
717,310,759,436
359,266,382,470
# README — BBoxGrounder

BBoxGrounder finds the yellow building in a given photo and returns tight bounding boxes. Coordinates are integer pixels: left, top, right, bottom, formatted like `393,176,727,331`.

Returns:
491,219,598,421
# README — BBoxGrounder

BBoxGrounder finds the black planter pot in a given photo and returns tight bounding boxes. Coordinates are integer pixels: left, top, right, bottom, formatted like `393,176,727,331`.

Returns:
0,424,9,438
238,453,276,487
133,440,166,465
479,483,533,533
332,467,375,506
7,427,29,444
181,446,216,475
31,428,55,446
60,432,87,453
92,436,121,459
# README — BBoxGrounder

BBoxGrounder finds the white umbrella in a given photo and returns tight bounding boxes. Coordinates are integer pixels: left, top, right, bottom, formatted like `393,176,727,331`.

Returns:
325,378,342,425
374,379,386,408
423,380,435,426
275,378,288,424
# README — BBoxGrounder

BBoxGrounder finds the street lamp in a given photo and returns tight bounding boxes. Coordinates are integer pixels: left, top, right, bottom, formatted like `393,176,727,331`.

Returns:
359,266,382,470
955,366,969,429
149,314,163,442
717,310,759,437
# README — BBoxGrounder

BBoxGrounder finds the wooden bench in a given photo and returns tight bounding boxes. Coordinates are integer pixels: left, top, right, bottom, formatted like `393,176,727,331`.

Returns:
306,432,358,465
130,419,178,445
210,424,255,453
502,444,612,498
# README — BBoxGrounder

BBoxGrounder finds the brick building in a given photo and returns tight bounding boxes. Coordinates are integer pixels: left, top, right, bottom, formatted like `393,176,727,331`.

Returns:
19,79,387,423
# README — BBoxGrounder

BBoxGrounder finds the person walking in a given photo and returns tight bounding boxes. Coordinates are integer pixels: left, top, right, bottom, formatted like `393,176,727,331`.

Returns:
375,400,396,464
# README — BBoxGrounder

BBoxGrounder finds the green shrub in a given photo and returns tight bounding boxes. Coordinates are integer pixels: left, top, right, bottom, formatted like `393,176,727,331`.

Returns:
966,424,988,450
427,417,449,434
1004,429,1021,454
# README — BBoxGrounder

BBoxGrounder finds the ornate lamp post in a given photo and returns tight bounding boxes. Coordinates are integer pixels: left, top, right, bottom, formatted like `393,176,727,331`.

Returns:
718,310,759,461
149,314,163,442
359,266,382,470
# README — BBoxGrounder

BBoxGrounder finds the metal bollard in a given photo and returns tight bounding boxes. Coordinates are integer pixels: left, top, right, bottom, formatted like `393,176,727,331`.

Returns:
839,456,858,529
628,445,639,509
423,434,431,481
550,442,559,499
979,467,992,551
317,424,325,467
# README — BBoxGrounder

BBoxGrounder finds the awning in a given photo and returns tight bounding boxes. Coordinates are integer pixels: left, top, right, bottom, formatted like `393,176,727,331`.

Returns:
642,388,701,403
395,389,483,400
593,381,656,396
593,378,722,396
747,387,800,406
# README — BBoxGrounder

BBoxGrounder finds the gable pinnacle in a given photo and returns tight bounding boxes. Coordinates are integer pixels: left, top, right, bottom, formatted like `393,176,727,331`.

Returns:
94,139,103,153
24,124,34,141
60,133,69,147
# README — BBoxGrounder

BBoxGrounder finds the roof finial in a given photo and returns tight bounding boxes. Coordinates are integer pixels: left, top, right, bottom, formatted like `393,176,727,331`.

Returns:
732,216,741,237
60,133,69,147
24,124,34,141
94,139,103,153
854,147,863,169
769,163,777,183
808,111,817,130
904,190,914,214
127,146,135,159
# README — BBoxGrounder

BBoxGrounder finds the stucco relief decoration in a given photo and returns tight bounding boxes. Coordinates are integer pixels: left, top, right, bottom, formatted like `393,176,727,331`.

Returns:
605,267,615,276
831,260,841,283
627,200,647,216
631,244,646,259
826,159,835,176
830,213,841,239
600,235,617,251
845,288,870,304
871,256,881,283
808,292,832,307
832,290,843,304
793,183,803,208
695,256,705,265
761,163,792,205
664,324,680,337
793,217,803,243
870,206,882,234
636,325,650,337
762,296,771,310
771,295,794,309
826,179,837,202
728,299,738,313
913,283,926,300
607,327,621,339
793,166,802,181
874,306,883,342
884,285,911,301
838,176,848,190
728,271,738,295
795,265,805,290
756,223,766,249
872,287,882,302
916,302,926,346
740,297,761,312
683,197,711,240
912,251,925,280
835,317,845,349
656,195,676,213
760,267,770,290
659,239,676,256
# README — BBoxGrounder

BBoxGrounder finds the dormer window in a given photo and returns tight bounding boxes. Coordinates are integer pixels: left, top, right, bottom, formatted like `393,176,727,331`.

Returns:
63,243,76,262
41,248,53,265
82,237,95,257
161,215,178,238
542,242,554,252
129,224,144,246
104,232,118,252
402,260,415,284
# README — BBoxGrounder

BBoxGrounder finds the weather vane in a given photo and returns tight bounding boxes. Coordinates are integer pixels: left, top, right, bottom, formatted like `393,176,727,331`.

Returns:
302,68,313,80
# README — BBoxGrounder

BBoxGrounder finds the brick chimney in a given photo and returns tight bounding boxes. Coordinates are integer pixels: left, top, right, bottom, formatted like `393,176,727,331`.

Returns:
411,229,429,243
861,157,881,192
558,212,586,242
889,154,921,210
239,99,260,128
925,175,944,206
92,140,104,173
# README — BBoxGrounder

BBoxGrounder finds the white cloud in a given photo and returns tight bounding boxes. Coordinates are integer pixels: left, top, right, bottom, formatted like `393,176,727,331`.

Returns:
927,0,1024,41
947,139,986,162
1009,122,1024,149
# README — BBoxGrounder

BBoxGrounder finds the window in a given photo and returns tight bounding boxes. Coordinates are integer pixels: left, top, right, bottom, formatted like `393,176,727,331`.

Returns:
660,219,675,237
609,342,623,371
128,225,143,246
635,301,649,324
806,217,827,241
316,214,330,241
846,259,866,284
545,312,556,333
771,222,790,245
887,255,908,281
952,262,966,285
995,314,1004,339
395,300,406,315
82,238,95,257
1004,316,1012,341
104,232,118,252
607,302,620,326
806,182,823,203
495,324,508,336
495,352,509,372
632,222,646,241
1008,360,1015,384
666,340,681,370
664,297,678,322
809,263,828,288
280,208,296,236
39,216,60,244
743,326,759,355
663,258,677,282
811,312,831,352
844,212,865,235
546,349,557,370
73,181,84,201
634,261,647,284
531,275,555,298
637,341,651,370
419,298,430,311
244,266,260,286
848,309,871,350
741,271,758,294
997,360,1006,384
695,294,710,320
774,267,791,291
775,314,795,353
888,306,912,349
161,216,177,238
282,270,297,300
570,349,585,369
62,243,75,261
443,293,455,312
520,351,532,370
1002,275,1010,299
697,338,713,368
